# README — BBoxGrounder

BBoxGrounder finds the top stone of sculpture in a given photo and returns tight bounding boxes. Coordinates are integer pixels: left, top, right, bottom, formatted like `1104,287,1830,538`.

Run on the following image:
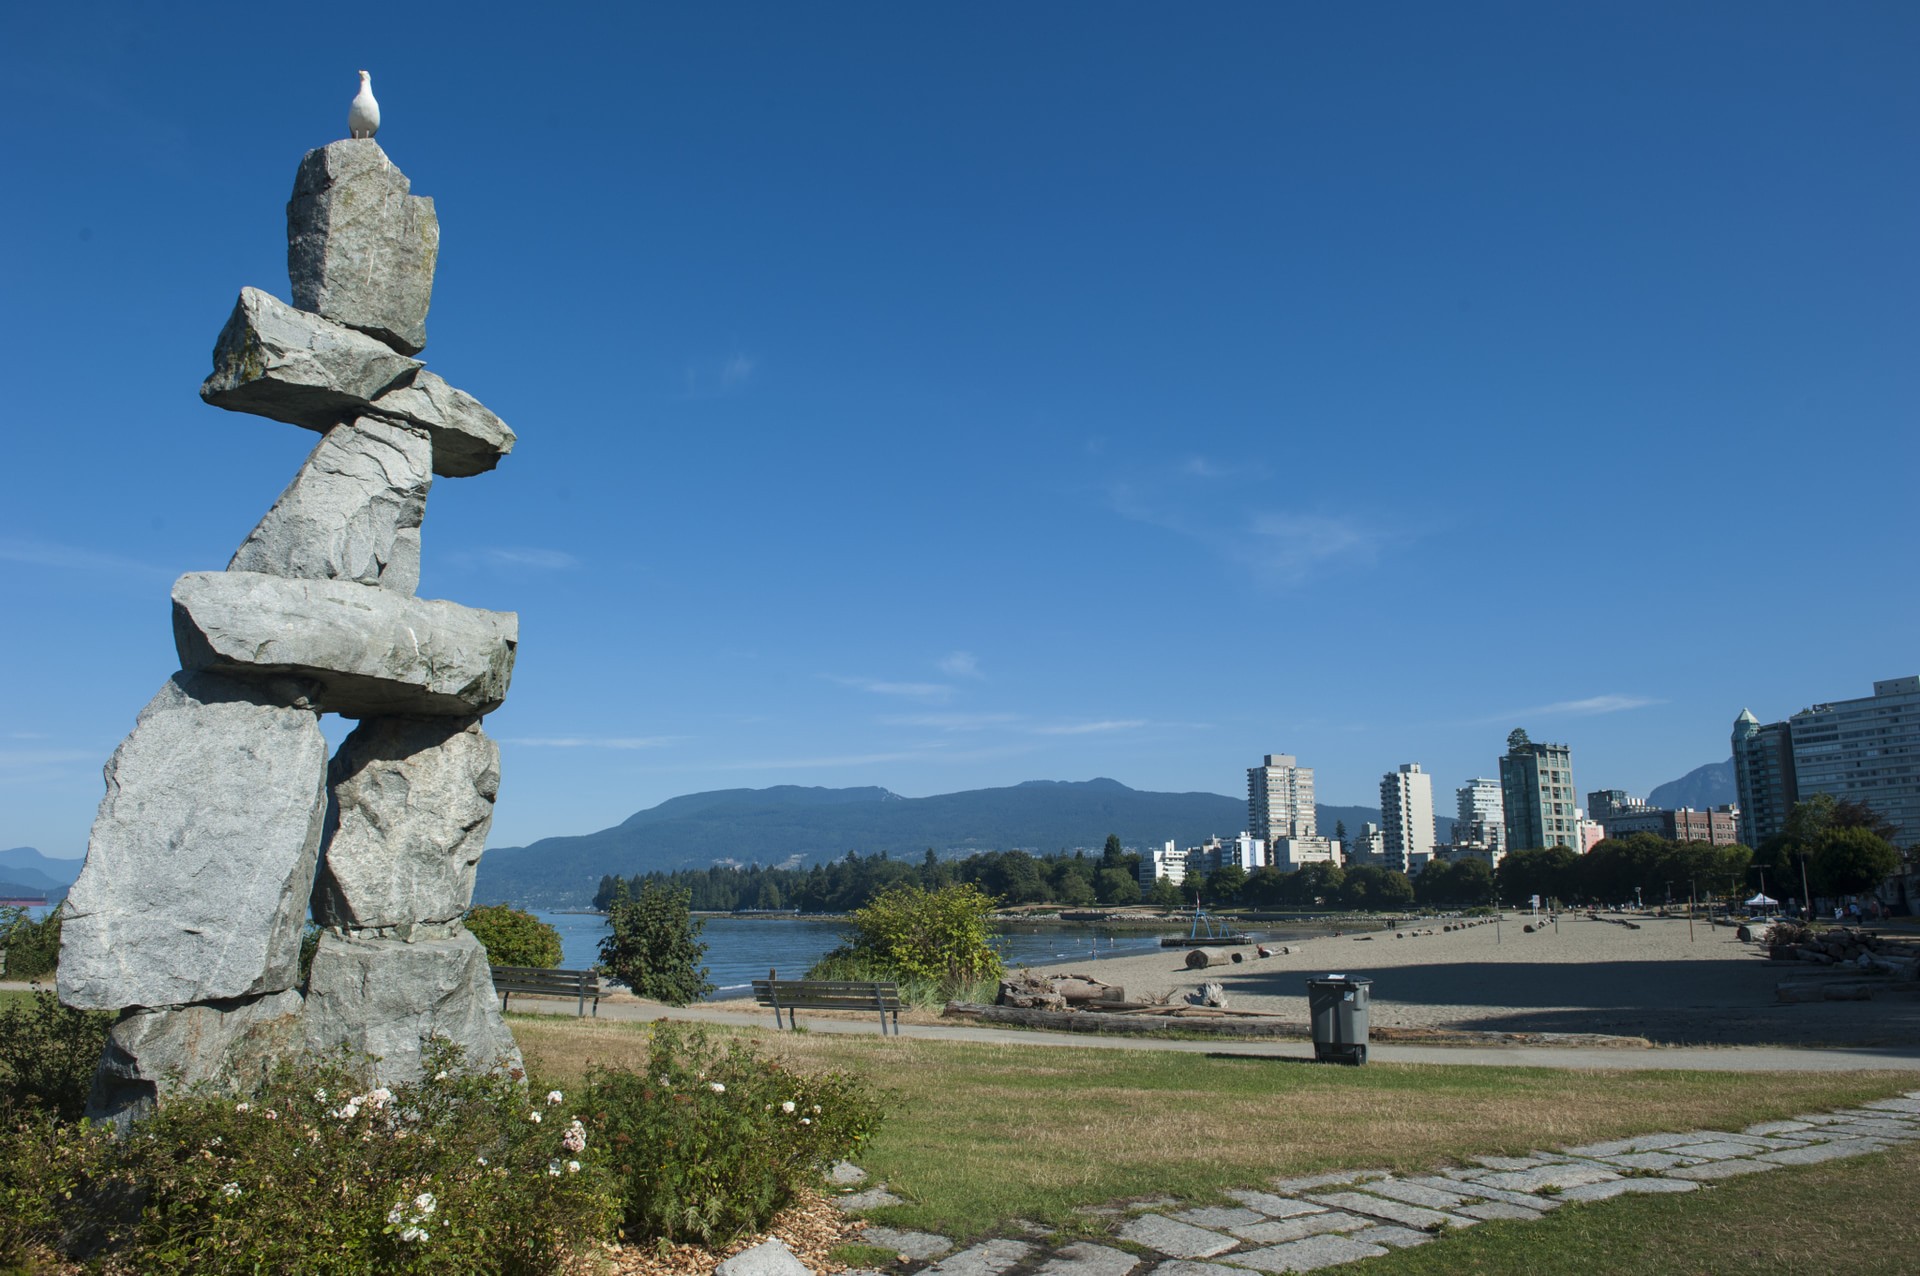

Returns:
288,139,437,355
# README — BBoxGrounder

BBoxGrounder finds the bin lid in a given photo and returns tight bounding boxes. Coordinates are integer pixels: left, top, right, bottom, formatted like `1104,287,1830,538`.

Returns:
1307,973,1373,987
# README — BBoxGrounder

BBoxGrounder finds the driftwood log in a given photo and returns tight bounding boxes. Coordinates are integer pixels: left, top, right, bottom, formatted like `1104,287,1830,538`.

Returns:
1185,947,1246,969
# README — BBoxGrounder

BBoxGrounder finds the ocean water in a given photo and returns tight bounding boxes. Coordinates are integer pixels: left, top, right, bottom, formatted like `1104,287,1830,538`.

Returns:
532,911,1320,1000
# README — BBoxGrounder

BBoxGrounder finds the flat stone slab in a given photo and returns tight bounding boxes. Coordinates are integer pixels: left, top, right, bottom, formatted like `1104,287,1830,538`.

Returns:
202,287,420,429
1561,1132,1696,1157
829,1161,869,1185
836,1188,905,1212
1758,1139,1889,1165
1305,1192,1473,1231
1344,1225,1433,1249
1470,1155,1549,1171
1038,1243,1140,1276
926,1240,1034,1276
1675,1130,1809,1150
1743,1121,1817,1136
1862,1098,1920,1114
1342,1179,1472,1211
366,370,515,478
1268,1170,1389,1194
173,571,517,717
1455,1200,1544,1221
716,1239,809,1276
1222,1191,1325,1219
1593,1151,1705,1171
287,139,438,355
1471,1165,1619,1194
1227,1213,1367,1245
861,1228,953,1261
1822,1120,1919,1141
1555,1178,1698,1204
1148,1264,1244,1276
1664,1158,1780,1181
1225,1235,1388,1273
1171,1207,1267,1230
1118,1216,1237,1259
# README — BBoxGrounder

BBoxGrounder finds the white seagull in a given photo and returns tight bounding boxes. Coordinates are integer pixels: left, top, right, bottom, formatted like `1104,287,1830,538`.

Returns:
348,70,381,139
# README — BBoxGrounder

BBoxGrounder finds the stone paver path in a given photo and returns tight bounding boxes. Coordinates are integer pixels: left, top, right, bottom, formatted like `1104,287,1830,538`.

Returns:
837,1088,1920,1275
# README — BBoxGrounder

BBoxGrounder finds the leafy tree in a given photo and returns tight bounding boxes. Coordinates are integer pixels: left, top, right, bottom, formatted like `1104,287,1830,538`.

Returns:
464,904,564,968
1101,834,1125,870
840,883,1004,986
1095,867,1142,905
1285,862,1346,907
1203,864,1248,905
1496,847,1579,905
1810,826,1900,897
1148,877,1185,908
599,881,712,1005
0,906,62,980
1416,859,1494,908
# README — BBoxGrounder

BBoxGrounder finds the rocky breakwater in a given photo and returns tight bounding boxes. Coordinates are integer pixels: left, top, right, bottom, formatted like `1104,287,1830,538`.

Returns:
60,137,522,1123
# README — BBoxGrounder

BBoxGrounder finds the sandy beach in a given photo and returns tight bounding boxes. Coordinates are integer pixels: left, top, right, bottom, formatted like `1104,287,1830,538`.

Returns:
1022,912,1920,1048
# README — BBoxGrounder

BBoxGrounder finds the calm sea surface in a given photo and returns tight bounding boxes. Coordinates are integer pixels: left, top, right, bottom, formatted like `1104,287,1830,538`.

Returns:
532,910,1328,1000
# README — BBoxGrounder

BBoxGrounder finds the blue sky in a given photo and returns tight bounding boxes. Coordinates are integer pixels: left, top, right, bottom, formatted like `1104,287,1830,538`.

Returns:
3,3,1915,857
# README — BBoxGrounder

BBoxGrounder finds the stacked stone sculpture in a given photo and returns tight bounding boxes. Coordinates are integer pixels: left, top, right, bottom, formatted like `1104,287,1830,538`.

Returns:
59,138,524,1123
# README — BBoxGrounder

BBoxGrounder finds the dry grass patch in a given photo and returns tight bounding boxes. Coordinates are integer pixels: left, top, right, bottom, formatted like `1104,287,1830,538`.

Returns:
512,1015,1916,1241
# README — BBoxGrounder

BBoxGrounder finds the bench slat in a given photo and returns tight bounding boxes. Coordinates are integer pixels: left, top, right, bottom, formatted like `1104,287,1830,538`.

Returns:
490,966,601,1018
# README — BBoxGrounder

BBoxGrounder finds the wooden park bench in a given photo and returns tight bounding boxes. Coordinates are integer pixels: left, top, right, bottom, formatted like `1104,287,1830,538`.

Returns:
751,976,902,1035
491,965,602,1017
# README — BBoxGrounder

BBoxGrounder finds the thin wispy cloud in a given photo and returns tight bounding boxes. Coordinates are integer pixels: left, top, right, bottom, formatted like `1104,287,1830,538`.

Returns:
822,675,955,703
714,748,945,771
1181,456,1267,481
0,748,102,768
0,536,172,579
484,548,581,570
501,736,681,750
682,352,758,399
1477,694,1665,725
880,712,1022,731
937,651,983,679
1029,719,1147,736
1104,483,1386,588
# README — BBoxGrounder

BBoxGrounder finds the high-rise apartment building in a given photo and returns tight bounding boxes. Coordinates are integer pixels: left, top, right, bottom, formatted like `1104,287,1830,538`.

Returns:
1380,763,1436,864
1732,709,1798,847
1249,754,1316,843
1455,778,1505,851
1498,729,1578,850
1733,677,1920,848
1138,840,1188,888
1248,753,1339,867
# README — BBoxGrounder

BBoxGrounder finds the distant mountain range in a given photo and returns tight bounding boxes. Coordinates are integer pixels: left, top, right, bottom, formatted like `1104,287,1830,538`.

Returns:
1647,759,1737,811
0,847,82,900
474,778,1429,908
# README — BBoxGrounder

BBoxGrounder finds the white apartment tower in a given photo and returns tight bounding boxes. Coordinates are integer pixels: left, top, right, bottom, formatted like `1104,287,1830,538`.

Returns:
1380,763,1436,864
1249,754,1317,844
1456,777,1505,851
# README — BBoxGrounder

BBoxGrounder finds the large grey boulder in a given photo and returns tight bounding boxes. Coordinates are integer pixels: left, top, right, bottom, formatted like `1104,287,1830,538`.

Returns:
369,370,515,478
229,416,432,593
303,927,522,1084
59,673,328,1010
313,717,499,931
172,571,517,717
85,990,305,1128
201,287,420,429
287,139,438,355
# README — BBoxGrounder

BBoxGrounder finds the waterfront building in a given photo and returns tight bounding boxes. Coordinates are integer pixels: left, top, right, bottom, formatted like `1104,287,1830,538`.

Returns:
1380,763,1436,865
1498,728,1578,850
1269,835,1341,869
1138,840,1187,888
1586,789,1650,823
1603,805,1742,845
1349,821,1386,860
1734,677,1920,847
1249,753,1317,844
1455,778,1505,852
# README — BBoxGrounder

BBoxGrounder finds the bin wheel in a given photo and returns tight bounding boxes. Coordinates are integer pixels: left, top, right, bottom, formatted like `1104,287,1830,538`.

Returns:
1348,1046,1367,1066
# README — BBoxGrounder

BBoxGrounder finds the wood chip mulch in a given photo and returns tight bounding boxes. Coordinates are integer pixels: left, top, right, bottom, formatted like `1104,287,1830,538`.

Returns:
573,1188,866,1276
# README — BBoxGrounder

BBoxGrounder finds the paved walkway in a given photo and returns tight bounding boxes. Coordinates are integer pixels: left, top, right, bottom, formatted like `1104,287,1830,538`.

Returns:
507,996,1920,1073
829,1091,1920,1275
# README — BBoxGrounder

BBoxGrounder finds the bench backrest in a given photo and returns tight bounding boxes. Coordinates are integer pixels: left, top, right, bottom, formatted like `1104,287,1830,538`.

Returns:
751,978,901,1009
491,965,601,994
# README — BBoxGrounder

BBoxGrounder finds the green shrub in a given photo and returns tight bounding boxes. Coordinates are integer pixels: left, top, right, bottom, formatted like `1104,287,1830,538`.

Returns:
0,906,63,981
825,882,1004,990
585,1022,882,1247
466,904,564,969
803,949,998,1010
3,1040,617,1275
598,881,712,1005
0,988,112,1123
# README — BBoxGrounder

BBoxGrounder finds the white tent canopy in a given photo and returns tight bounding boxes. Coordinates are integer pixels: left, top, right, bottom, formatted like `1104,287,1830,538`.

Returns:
1746,893,1779,907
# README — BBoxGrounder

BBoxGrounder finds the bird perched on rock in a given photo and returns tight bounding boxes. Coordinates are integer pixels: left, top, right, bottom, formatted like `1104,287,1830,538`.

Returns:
348,70,381,139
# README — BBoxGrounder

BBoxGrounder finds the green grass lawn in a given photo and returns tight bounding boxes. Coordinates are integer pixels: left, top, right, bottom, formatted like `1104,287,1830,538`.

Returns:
512,1015,1917,1242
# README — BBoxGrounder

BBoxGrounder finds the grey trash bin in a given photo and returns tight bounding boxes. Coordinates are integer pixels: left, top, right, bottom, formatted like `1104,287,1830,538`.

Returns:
1306,974,1372,1065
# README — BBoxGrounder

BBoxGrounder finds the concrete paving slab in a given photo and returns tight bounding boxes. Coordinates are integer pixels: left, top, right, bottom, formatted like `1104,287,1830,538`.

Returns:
925,1240,1035,1276
1648,1140,1762,1161
1118,1216,1238,1260
1823,1120,1920,1141
1759,1139,1890,1165
1555,1178,1698,1203
1344,1225,1434,1249
1171,1207,1268,1230
1743,1121,1816,1136
1456,1200,1546,1222
1561,1131,1697,1157
1664,1158,1780,1181
1227,1213,1369,1244
1352,1179,1473,1210
860,1228,953,1260
1470,1155,1548,1171
1471,1165,1619,1193
1267,1170,1389,1194
836,1188,905,1211
1593,1151,1707,1171
1304,1192,1475,1231
1038,1242,1142,1276
1147,1263,1244,1276
1222,1190,1327,1219
1223,1235,1388,1273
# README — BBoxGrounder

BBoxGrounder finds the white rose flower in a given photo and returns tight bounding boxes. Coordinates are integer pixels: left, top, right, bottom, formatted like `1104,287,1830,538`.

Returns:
414,1192,436,1215
547,1090,564,1105
709,1082,726,1094
781,1101,796,1114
